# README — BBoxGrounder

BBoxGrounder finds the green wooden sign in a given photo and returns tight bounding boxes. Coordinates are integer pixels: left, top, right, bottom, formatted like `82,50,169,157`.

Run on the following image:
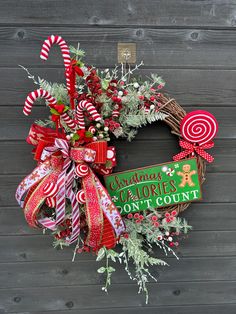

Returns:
104,158,202,215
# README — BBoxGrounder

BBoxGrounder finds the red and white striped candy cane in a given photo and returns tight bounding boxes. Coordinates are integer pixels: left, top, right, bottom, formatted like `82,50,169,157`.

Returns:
76,100,101,129
23,89,57,116
23,89,76,130
112,109,120,118
40,35,71,91
61,112,77,130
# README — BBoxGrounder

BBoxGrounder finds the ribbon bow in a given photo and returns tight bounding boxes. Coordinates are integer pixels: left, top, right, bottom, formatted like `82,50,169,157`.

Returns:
16,135,125,249
173,139,214,163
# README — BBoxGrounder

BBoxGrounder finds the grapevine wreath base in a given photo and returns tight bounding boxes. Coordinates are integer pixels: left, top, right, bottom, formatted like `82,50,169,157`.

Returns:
16,35,218,302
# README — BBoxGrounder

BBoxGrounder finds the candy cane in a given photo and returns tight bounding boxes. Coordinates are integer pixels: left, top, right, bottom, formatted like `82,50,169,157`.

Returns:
23,89,57,116
61,112,77,130
76,100,101,129
40,35,71,91
112,109,120,118
23,89,76,130
128,189,138,201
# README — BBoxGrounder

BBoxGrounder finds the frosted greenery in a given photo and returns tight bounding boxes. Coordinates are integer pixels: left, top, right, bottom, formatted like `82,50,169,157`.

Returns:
96,208,192,303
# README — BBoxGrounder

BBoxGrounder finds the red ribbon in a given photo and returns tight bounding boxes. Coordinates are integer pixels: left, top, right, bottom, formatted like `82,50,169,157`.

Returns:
173,140,214,163
27,124,66,161
16,132,124,250
66,60,84,109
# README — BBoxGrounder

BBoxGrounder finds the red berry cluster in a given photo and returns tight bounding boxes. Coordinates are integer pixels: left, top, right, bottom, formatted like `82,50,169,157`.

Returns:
127,212,144,224
139,86,163,111
77,245,90,253
55,219,72,240
162,231,179,248
106,80,128,115
86,68,102,96
164,210,177,223
104,118,121,131
150,215,160,227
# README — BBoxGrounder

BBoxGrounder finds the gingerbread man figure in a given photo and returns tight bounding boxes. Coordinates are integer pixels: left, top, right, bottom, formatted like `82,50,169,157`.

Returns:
177,164,196,187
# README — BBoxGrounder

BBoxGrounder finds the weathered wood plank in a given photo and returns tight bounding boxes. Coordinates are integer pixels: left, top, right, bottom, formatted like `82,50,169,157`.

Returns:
0,281,236,312
0,0,236,27
1,68,236,106
114,138,233,172
0,139,234,174
0,231,235,263
12,304,236,314
3,27,236,68
1,173,235,207
1,203,235,236
0,106,234,141
0,257,235,289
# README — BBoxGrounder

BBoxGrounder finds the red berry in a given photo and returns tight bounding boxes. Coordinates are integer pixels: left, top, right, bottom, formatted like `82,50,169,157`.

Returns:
127,213,133,219
134,213,139,219
165,212,170,218
171,210,177,217
151,215,158,221
139,215,144,220
154,222,160,227
150,96,155,102
135,219,141,224
123,232,129,239
169,242,175,247
139,95,144,100
114,123,120,128
60,230,67,238
66,219,71,226
83,245,90,252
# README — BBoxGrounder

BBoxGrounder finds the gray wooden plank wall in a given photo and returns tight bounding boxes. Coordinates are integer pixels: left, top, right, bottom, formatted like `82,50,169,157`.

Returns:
0,0,236,313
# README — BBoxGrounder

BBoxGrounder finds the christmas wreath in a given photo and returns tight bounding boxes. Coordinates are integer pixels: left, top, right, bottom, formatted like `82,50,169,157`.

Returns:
16,35,218,302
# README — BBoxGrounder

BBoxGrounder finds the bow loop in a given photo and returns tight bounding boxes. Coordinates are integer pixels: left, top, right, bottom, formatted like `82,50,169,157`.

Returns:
173,139,214,163
54,138,70,159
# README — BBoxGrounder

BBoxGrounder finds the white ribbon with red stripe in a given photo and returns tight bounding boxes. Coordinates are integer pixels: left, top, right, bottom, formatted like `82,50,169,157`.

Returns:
39,139,80,243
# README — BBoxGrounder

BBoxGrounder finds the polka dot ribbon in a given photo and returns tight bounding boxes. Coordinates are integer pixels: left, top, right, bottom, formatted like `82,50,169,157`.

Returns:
173,139,215,163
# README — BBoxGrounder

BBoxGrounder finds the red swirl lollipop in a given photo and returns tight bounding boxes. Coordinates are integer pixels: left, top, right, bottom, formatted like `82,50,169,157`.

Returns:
180,110,218,145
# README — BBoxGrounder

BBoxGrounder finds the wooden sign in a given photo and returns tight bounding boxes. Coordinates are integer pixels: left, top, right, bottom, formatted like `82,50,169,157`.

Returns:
104,158,202,215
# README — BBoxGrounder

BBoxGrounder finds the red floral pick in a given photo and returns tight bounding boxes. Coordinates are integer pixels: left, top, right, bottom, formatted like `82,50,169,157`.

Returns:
49,103,66,122
76,129,93,144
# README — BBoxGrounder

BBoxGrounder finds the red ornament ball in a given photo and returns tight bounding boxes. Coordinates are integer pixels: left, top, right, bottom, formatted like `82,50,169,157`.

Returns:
46,196,57,208
76,190,86,204
75,164,89,177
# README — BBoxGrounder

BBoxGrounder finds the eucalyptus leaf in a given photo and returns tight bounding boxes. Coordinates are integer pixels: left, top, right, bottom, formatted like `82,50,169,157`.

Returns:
97,267,106,273
96,247,106,261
